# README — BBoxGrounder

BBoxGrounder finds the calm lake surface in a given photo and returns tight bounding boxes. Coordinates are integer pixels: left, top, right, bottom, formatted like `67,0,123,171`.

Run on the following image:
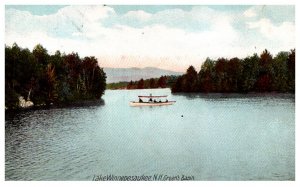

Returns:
5,88,295,180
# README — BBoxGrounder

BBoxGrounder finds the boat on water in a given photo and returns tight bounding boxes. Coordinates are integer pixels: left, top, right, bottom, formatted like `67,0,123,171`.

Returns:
130,94,176,106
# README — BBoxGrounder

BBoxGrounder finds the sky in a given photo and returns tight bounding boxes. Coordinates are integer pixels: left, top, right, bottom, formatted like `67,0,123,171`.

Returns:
5,5,295,72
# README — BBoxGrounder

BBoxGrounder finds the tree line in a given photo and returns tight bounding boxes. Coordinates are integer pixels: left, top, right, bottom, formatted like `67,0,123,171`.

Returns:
106,75,179,90
172,49,295,93
5,43,106,109
126,75,178,89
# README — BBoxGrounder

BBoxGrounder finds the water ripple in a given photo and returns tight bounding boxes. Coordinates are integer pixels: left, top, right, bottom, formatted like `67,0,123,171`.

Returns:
5,90,295,180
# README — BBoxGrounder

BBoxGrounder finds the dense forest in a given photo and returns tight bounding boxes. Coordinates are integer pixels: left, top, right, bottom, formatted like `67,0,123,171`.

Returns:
172,49,295,93
5,43,106,109
106,76,178,90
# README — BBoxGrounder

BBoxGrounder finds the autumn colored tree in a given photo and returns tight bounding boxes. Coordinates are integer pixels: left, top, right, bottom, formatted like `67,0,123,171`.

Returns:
137,79,144,89
149,78,156,88
157,76,167,88
259,49,273,68
255,74,272,91
121,76,178,90
256,49,274,91
127,81,135,89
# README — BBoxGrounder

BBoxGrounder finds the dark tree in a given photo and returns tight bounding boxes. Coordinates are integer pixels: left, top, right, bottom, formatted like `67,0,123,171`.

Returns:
287,49,295,92
33,44,48,66
215,58,229,92
256,49,274,91
149,78,156,88
272,52,289,91
157,76,167,88
127,80,134,89
240,54,259,92
227,57,242,92
137,79,144,89
5,43,106,109
172,49,295,93
198,58,216,92
259,49,273,68
182,66,198,92
171,75,183,92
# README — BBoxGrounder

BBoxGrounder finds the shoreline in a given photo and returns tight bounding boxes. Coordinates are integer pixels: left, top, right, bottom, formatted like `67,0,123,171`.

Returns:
5,99,105,112
107,87,295,94
5,90,295,112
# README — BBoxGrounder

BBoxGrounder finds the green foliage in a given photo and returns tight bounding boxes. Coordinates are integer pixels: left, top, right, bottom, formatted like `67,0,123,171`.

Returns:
106,82,128,89
5,43,106,109
272,52,289,92
172,49,295,93
240,54,259,92
181,66,198,92
198,58,216,92
287,49,295,92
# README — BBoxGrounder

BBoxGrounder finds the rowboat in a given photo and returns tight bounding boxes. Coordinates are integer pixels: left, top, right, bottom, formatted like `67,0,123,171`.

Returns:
130,94,176,106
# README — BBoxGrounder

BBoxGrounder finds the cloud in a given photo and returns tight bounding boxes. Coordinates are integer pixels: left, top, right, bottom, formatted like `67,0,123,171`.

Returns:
242,5,295,23
5,5,295,71
6,5,114,38
123,10,152,21
117,6,235,32
246,18,295,49
243,7,257,18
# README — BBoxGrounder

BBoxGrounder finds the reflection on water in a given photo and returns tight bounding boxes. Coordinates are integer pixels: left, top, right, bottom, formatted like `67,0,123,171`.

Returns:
174,92,295,100
5,89,295,180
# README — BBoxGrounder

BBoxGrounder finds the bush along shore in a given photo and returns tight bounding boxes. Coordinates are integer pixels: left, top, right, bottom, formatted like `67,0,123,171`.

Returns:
5,43,106,110
172,49,295,93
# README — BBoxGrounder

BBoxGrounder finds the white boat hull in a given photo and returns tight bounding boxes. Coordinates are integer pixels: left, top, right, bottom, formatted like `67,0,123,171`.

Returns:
130,101,175,107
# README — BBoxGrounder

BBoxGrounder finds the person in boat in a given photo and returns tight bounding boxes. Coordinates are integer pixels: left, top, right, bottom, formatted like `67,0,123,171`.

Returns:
166,99,168,102
154,99,157,103
149,94,153,102
159,100,161,103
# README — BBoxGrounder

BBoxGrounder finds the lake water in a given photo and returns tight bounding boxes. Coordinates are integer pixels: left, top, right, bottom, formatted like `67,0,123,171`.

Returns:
5,88,295,180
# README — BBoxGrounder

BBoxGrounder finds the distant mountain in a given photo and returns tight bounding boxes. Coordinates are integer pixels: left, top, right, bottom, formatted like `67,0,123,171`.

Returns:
103,67,183,83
